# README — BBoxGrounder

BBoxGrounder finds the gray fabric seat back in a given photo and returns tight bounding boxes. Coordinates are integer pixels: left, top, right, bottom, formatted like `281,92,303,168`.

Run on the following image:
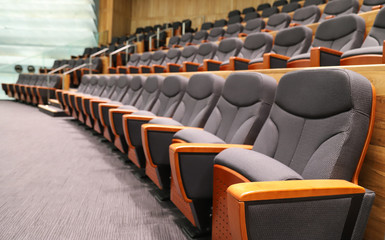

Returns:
193,42,218,64
359,0,385,12
228,15,243,25
292,5,321,25
180,33,193,46
244,12,260,22
99,75,118,99
35,75,46,87
77,75,91,93
29,75,39,86
191,30,208,44
138,52,152,66
252,68,373,181
243,18,266,34
266,13,292,31
132,75,163,110
238,33,273,60
46,75,61,88
83,75,99,94
109,75,131,101
203,72,277,144
303,0,324,7
214,19,227,28
272,26,312,57
201,22,213,30
224,23,244,38
262,7,279,18
361,7,385,47
281,2,301,13
126,53,141,67
213,38,243,62
163,48,181,65
75,59,85,67
207,27,225,42
313,15,365,52
168,36,180,47
150,50,166,66
176,45,198,64
171,73,225,127
90,57,103,72
120,75,146,107
320,0,359,22
149,75,188,117
90,76,107,96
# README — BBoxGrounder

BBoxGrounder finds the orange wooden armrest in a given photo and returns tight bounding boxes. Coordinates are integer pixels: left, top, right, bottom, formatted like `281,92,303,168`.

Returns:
312,47,343,56
170,143,253,154
124,114,167,122
238,33,248,38
289,23,301,27
37,86,56,91
203,59,223,71
152,64,166,73
218,36,226,41
182,61,200,72
110,108,137,115
142,124,203,133
172,44,183,48
117,66,127,70
263,53,290,69
310,47,343,67
90,99,109,104
230,57,250,64
372,5,383,10
204,59,223,65
99,103,121,109
186,43,197,46
261,29,272,32
167,63,182,68
201,40,209,43
227,179,365,202
325,15,335,20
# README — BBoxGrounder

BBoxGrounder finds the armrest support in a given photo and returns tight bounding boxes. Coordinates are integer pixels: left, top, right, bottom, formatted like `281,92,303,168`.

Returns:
203,59,223,71
152,64,166,73
170,143,253,201
167,63,182,72
182,61,200,72
229,57,250,70
310,47,343,67
128,66,140,74
139,65,152,73
227,180,366,240
263,53,289,69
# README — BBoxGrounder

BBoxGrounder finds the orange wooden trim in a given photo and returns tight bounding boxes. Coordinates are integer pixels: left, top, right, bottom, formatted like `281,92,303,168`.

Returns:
152,64,166,73
169,143,253,204
141,124,203,168
287,59,311,68
383,40,385,64
139,65,152,73
227,196,248,240
372,5,383,10
170,179,197,226
352,84,376,184
325,15,335,20
340,55,383,66
238,33,248,38
261,29,272,32
109,109,137,135
212,165,250,240
248,62,264,69
289,23,300,27
310,47,343,67
89,99,108,120
116,66,127,71
114,135,126,153
227,180,365,202
172,139,187,144
125,114,159,121
98,103,121,127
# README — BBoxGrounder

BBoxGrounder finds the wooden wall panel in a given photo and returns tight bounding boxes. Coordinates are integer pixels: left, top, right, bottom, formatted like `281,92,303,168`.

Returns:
129,0,275,34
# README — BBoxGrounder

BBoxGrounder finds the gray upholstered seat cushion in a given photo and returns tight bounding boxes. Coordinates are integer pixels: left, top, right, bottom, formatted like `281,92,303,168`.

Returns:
287,52,310,62
117,105,138,111
174,128,226,144
341,46,383,58
215,147,304,181
131,110,156,116
149,117,183,126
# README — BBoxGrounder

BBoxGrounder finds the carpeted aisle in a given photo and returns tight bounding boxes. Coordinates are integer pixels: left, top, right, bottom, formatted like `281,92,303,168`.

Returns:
0,100,188,240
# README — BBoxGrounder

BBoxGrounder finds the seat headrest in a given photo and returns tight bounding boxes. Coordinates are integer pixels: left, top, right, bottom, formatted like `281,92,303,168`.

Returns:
218,38,243,53
116,75,131,88
161,75,188,97
315,14,365,41
222,72,277,107
182,45,198,58
276,68,373,119
144,75,164,93
187,73,224,99
275,26,312,46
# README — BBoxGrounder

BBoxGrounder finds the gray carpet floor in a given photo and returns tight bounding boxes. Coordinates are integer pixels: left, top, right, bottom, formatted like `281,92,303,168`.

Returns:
0,100,189,240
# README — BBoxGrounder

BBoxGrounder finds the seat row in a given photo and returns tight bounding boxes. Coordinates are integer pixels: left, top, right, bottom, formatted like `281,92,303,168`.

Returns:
106,9,385,76
2,74,62,105
55,69,375,239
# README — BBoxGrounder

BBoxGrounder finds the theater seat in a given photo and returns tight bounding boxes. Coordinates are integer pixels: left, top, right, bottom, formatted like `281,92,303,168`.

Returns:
228,15,243,25
224,33,273,70
169,72,277,233
36,74,62,105
213,19,227,28
250,26,312,69
90,75,131,133
303,0,325,7
211,68,376,240
319,0,359,22
31,75,48,105
160,36,180,50
203,38,243,71
222,23,244,39
123,75,188,168
182,42,218,72
142,73,225,190
281,2,301,13
290,5,321,26
201,22,213,31
173,33,193,48
57,75,91,116
262,6,279,18
340,7,385,65
99,75,149,142
287,15,365,68
242,6,255,14
240,18,266,37
23,75,39,103
76,57,103,82
243,12,260,22
106,75,162,151
189,30,208,45
67,75,98,119
206,27,225,42
263,12,291,32
257,3,271,11
167,46,198,72
119,52,152,74
152,48,181,73
359,0,385,12
109,53,140,74
140,50,166,73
